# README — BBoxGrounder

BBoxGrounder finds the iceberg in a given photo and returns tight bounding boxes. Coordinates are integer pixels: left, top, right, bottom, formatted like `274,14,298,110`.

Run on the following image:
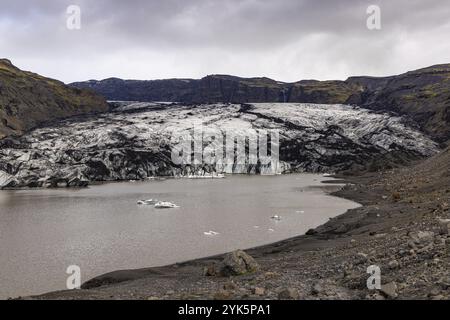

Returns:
203,230,220,236
137,199,158,205
154,201,179,209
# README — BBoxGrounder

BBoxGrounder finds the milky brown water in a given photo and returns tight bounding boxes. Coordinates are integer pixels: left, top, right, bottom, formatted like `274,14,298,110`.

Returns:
0,174,360,299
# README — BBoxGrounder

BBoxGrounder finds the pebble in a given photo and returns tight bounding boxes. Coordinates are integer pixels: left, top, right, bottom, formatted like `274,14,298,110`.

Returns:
278,288,300,300
214,289,232,300
388,260,400,269
355,252,369,265
380,282,398,299
438,219,450,235
253,287,265,296
311,283,324,295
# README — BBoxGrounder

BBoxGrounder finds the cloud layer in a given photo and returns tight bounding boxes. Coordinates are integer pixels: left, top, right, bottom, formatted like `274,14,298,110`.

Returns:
1,0,449,83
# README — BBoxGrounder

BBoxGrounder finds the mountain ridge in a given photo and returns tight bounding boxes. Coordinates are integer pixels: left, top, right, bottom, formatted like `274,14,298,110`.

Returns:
71,64,450,142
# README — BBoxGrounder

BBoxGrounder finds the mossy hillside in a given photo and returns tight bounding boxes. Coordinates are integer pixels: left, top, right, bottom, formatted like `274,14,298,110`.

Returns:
0,59,108,139
289,80,361,104
344,64,450,142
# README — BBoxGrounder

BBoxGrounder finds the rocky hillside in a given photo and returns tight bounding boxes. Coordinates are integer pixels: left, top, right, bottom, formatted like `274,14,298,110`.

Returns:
0,59,108,139
348,64,450,143
0,102,438,189
71,64,450,142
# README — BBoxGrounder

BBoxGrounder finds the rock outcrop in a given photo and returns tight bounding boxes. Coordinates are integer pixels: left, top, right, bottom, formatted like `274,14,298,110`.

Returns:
0,59,108,139
0,102,439,189
204,250,260,277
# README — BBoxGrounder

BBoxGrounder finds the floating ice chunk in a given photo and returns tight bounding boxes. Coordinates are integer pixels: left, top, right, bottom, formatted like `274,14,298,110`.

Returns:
137,199,157,205
154,201,179,209
187,173,225,179
271,215,282,221
268,228,275,232
204,230,220,236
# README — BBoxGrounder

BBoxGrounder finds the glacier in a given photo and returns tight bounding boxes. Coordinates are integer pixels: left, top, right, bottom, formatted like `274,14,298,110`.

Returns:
0,102,439,188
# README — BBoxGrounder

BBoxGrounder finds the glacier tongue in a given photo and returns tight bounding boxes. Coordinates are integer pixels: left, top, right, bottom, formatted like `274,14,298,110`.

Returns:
0,102,439,189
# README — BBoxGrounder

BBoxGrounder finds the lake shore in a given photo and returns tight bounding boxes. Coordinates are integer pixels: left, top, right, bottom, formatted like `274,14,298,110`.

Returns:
25,159,450,300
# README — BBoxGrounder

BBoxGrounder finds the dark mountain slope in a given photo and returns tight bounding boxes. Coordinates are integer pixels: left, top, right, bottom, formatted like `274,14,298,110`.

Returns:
348,64,450,142
0,59,108,139
72,75,357,105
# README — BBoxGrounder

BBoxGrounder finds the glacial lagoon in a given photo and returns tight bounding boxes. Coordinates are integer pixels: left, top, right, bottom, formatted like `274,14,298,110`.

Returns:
0,174,360,298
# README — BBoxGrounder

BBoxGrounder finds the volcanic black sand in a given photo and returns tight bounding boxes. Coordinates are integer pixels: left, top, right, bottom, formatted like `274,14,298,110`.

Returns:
25,148,450,300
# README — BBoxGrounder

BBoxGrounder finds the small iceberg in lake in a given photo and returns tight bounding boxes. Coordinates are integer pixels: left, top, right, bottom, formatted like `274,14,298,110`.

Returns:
138,199,179,208
204,230,220,236
154,201,179,209
137,199,158,205
271,215,282,221
187,173,225,179
147,177,166,181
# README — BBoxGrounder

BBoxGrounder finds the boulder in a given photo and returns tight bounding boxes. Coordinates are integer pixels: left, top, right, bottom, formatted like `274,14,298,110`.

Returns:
438,219,450,235
203,264,218,277
218,250,260,277
311,283,324,295
380,282,398,299
411,231,435,246
278,288,300,300
253,287,265,296
388,260,400,270
354,252,369,265
223,281,238,290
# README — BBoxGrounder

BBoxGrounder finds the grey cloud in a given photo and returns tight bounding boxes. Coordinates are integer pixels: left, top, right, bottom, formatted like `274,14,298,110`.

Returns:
0,0,449,83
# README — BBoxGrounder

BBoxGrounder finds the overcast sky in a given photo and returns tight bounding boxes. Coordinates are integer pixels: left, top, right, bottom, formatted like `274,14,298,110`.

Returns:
1,0,449,83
